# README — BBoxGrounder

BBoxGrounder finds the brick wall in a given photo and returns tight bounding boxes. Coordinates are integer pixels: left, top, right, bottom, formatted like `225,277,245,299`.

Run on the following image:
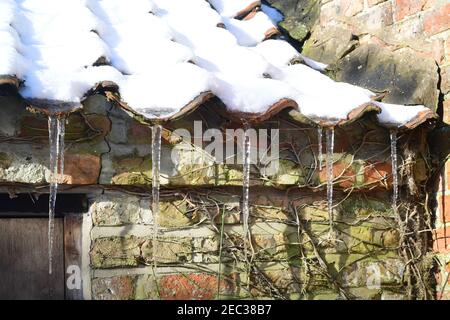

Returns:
313,0,450,301
434,161,450,299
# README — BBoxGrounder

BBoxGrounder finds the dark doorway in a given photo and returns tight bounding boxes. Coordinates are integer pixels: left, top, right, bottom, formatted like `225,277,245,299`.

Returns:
0,218,65,299
0,193,86,300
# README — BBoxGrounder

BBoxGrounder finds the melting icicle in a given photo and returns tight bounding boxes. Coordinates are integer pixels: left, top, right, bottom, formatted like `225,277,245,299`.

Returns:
151,124,162,274
317,127,323,170
242,129,251,259
48,115,65,274
390,130,399,213
326,128,335,232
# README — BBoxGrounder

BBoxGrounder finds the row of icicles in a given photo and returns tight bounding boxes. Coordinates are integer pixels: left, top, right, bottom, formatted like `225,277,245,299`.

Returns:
46,118,400,275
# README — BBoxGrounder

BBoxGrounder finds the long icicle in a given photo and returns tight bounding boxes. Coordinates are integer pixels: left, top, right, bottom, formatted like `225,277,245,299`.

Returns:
390,130,399,213
242,127,251,294
242,129,251,254
326,127,335,234
151,124,162,292
48,115,65,274
317,127,323,170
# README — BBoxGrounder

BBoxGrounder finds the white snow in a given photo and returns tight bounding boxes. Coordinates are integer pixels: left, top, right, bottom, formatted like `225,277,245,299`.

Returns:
210,73,297,113
376,102,428,125
0,0,432,125
301,56,328,71
223,11,276,46
209,0,259,17
272,64,375,120
120,63,210,118
252,39,299,67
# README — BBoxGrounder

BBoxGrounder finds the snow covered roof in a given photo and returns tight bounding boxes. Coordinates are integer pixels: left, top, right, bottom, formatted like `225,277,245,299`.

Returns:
0,0,438,129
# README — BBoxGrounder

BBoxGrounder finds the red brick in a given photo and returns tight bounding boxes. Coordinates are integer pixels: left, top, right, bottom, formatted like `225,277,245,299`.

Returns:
438,194,450,224
158,273,235,300
424,4,450,36
364,1,395,28
318,161,356,189
433,227,450,253
62,154,101,184
364,162,393,187
394,0,426,21
448,161,450,190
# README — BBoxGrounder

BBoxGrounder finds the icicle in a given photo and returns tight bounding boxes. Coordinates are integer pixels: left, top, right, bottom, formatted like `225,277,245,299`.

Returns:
317,127,323,170
48,115,65,274
151,124,162,275
242,128,251,258
390,130,399,213
326,127,334,233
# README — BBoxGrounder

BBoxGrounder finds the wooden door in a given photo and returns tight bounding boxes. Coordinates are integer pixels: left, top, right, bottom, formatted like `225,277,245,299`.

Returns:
0,218,65,300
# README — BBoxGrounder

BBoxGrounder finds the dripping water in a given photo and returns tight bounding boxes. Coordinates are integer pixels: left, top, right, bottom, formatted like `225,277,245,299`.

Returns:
390,130,399,213
242,129,251,259
48,115,65,274
151,124,162,277
326,127,334,233
317,127,323,170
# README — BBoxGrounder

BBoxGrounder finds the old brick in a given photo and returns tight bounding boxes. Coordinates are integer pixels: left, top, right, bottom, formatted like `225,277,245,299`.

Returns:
424,3,450,36
433,228,450,253
364,162,392,187
438,194,450,224
90,236,141,268
356,2,394,30
158,273,235,300
394,0,426,21
341,258,404,287
340,0,365,16
62,154,101,184
448,160,450,190
91,195,143,226
159,200,199,228
318,160,356,189
252,234,287,260
141,237,193,264
92,276,136,300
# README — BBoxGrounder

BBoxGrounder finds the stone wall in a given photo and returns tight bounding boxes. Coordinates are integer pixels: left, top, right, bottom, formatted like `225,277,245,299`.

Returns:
266,0,449,300
0,84,436,299
88,190,410,300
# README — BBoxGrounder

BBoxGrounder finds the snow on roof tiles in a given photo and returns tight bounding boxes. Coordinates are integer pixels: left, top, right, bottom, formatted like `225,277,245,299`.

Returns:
0,0,437,129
